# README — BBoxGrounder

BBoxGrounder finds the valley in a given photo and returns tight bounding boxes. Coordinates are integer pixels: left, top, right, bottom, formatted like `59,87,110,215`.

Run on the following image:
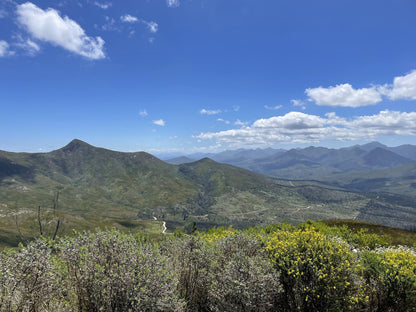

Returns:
1,139,416,247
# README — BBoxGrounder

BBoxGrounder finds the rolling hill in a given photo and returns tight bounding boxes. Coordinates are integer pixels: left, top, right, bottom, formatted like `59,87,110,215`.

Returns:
1,139,415,246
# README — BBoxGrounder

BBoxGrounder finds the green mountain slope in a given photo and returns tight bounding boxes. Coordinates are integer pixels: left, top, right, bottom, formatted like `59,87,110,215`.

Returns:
0,139,415,247
319,162,416,198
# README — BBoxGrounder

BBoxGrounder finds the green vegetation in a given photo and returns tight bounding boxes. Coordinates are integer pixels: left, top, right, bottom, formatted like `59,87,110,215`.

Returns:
1,221,415,311
1,139,416,247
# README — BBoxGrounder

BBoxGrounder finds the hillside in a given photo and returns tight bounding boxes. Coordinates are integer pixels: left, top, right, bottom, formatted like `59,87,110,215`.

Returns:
1,140,416,246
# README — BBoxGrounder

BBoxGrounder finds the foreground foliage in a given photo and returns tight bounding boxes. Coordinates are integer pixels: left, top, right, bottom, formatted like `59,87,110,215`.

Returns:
0,221,415,312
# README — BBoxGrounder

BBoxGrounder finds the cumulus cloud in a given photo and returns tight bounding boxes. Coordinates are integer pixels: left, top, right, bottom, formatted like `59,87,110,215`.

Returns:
120,14,138,23
195,110,416,147
200,109,221,115
167,0,180,8
380,70,416,101
153,119,165,126
16,2,105,60
139,109,148,117
0,40,11,57
306,83,382,107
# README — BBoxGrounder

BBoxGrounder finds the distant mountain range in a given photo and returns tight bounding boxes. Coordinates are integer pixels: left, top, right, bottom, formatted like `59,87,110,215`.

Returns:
1,139,415,246
166,142,416,177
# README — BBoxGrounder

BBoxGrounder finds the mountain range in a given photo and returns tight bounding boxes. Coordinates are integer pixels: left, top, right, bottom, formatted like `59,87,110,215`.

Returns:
166,142,416,196
166,142,416,177
1,139,416,246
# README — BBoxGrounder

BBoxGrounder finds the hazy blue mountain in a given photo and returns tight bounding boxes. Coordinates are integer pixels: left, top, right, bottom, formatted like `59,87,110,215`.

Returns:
389,144,416,161
199,143,415,180
357,141,389,152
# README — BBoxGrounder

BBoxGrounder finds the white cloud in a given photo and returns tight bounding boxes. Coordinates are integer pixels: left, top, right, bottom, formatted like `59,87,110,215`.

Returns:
252,112,326,130
380,70,416,101
167,0,180,8
195,110,416,147
100,16,117,31
306,83,382,107
217,118,230,124
0,40,11,57
264,105,282,110
291,99,304,106
120,14,138,23
200,108,221,115
142,20,158,33
15,37,41,56
139,109,148,117
234,119,248,127
153,119,165,126
94,2,112,9
16,2,105,60
291,99,306,110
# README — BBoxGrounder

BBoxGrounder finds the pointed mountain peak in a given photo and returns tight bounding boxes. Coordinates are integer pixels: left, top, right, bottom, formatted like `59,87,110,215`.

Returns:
61,139,94,152
195,157,217,164
359,141,388,152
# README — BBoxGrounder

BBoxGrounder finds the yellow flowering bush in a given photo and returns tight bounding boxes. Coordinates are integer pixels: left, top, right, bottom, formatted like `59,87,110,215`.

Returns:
264,227,365,312
361,247,416,311
198,226,236,243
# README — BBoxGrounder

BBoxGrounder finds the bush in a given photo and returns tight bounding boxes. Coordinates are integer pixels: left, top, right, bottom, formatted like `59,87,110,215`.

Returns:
0,223,415,311
59,230,183,312
361,247,416,311
167,232,281,312
263,227,364,312
207,233,281,312
0,240,63,312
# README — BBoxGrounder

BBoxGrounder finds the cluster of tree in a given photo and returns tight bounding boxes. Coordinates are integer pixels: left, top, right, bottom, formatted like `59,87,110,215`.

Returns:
0,222,415,312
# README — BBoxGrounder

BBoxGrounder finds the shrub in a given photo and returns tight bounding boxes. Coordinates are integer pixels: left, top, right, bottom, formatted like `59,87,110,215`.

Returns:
207,233,281,312
59,230,183,312
167,237,213,312
361,247,416,311
167,232,281,312
263,227,365,312
0,240,63,312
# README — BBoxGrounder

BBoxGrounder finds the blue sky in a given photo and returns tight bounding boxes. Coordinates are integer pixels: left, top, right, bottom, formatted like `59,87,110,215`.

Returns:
1,0,416,156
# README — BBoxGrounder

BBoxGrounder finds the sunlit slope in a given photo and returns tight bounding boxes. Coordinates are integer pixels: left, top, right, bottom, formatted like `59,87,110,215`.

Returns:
1,139,415,246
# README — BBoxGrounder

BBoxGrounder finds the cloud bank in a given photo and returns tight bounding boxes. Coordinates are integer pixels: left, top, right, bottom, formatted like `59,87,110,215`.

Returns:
306,70,416,107
196,110,416,147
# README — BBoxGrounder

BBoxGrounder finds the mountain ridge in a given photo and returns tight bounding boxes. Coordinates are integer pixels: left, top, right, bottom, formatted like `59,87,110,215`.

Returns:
1,139,416,246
